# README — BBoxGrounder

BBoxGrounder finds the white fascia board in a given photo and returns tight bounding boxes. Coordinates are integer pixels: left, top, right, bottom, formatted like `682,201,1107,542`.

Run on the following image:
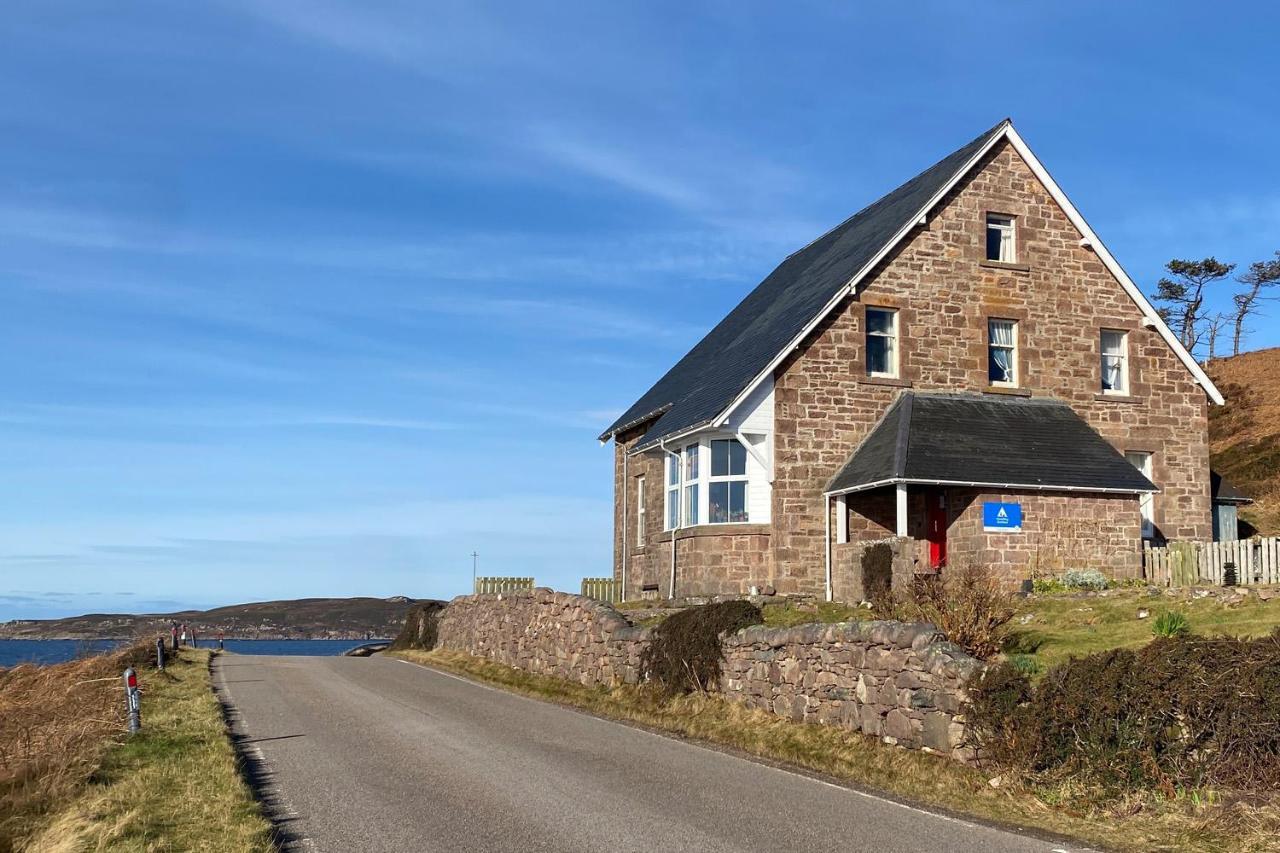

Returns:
712,121,1222,428
711,123,1012,428
824,477,1159,498
1002,126,1224,406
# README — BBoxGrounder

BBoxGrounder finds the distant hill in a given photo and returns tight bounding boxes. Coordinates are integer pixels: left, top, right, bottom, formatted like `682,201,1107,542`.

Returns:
1208,347,1280,535
0,596,421,640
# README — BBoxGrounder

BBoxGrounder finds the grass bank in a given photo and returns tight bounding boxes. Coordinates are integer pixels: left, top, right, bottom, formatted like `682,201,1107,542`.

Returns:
390,648,1280,852
11,648,271,852
627,589,1280,673
1006,588,1280,671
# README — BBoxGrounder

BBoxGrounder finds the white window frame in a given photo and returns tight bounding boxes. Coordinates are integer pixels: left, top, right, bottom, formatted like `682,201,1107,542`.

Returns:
865,307,899,378
1125,451,1155,539
1100,329,1129,395
707,438,749,524
986,213,1016,263
988,318,1019,387
635,475,646,546
682,443,700,526
664,454,679,531
663,435,764,529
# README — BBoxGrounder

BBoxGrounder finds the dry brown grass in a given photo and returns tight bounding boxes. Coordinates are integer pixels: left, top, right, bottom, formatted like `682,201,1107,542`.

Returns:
0,641,153,850
1,646,270,852
393,648,1280,852
1208,347,1280,534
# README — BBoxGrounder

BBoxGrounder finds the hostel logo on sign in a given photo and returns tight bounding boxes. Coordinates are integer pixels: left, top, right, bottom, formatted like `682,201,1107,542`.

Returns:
983,501,1023,533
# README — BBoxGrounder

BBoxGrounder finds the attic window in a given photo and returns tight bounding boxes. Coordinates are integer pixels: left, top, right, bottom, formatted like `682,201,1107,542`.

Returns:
986,214,1016,263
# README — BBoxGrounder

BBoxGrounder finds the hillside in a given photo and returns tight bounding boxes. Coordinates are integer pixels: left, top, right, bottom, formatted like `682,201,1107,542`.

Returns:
0,596,420,640
1208,347,1280,535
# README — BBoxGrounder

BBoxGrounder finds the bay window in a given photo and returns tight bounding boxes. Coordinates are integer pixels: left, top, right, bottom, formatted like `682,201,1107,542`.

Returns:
683,444,700,526
665,454,679,530
709,439,748,523
663,435,764,530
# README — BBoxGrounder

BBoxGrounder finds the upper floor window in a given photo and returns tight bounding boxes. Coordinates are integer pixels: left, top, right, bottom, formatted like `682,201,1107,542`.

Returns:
865,307,898,378
635,475,646,546
988,319,1018,386
709,439,749,523
986,214,1016,263
1100,329,1129,394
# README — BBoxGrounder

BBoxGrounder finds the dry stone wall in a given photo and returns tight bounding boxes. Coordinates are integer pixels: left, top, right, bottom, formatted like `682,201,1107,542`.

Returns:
721,620,982,761
431,590,985,762
435,588,649,687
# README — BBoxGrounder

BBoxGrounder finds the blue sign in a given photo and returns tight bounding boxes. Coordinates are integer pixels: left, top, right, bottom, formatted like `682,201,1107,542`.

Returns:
983,502,1022,532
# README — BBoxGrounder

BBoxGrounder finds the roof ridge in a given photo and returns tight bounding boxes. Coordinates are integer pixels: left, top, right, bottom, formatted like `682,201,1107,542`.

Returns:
777,118,1011,264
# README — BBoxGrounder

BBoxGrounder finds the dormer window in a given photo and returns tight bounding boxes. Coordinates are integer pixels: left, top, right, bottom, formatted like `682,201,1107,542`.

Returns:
986,214,1016,263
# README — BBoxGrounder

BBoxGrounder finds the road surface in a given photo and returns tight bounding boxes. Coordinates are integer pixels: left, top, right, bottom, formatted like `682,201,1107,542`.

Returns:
213,654,1088,853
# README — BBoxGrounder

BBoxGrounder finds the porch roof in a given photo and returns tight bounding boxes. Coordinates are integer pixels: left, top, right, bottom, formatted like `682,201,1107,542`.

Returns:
825,392,1158,496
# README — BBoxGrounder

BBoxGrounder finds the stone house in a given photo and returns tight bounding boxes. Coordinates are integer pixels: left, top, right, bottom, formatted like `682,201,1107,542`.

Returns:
599,119,1224,600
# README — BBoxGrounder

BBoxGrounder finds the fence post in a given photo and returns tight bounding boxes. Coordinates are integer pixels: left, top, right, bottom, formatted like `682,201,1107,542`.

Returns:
123,668,141,734
155,637,165,671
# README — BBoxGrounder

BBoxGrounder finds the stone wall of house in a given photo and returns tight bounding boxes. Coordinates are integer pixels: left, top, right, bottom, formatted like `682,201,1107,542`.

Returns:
431,589,984,762
435,588,648,687
720,620,982,761
946,489,1142,582
770,137,1211,592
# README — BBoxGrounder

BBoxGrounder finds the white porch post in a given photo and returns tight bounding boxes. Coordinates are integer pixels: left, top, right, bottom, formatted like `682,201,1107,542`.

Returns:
895,482,908,537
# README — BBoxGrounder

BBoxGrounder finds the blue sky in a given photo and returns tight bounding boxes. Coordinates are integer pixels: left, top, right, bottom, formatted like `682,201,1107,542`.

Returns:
2,2,1278,619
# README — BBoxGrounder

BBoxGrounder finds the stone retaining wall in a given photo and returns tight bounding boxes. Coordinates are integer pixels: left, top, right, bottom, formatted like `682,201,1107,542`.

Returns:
435,588,649,687
720,621,982,761
432,589,983,762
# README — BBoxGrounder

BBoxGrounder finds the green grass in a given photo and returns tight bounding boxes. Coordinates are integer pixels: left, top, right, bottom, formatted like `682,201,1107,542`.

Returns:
1006,588,1280,671
760,599,866,627
391,648,1280,852
23,649,272,852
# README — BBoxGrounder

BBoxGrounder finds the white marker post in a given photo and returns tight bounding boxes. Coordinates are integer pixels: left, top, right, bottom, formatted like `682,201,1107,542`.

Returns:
123,668,141,734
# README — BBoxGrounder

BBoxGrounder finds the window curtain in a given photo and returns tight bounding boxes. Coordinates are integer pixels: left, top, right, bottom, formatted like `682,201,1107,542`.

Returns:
990,322,1014,381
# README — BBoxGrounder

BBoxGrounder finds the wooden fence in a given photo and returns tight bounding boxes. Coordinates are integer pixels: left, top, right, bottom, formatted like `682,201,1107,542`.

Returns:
1142,537,1280,587
474,576,534,595
580,577,620,603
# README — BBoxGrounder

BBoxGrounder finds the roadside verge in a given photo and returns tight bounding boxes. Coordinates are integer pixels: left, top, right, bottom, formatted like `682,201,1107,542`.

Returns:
389,648,1267,853
21,649,272,852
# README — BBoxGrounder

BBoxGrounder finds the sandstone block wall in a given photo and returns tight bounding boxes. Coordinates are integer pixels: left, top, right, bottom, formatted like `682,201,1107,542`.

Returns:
432,590,984,762
435,588,649,687
720,621,981,761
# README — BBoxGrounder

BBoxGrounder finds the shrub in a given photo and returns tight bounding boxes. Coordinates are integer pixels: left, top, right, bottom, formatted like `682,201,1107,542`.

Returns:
861,542,894,601
967,629,1280,793
1030,577,1065,594
1060,569,1108,591
1151,610,1190,638
640,600,762,694
888,563,1015,659
1008,654,1042,676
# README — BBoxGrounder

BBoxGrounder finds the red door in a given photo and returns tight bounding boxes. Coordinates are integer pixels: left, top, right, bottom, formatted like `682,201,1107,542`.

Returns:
927,492,947,570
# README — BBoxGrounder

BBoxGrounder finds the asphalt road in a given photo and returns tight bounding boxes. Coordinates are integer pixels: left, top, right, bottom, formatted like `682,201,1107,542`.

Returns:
214,654,1088,853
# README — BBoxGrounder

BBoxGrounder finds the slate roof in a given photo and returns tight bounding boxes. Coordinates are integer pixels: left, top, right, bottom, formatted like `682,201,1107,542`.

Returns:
826,392,1158,495
1211,471,1253,504
600,119,1011,449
